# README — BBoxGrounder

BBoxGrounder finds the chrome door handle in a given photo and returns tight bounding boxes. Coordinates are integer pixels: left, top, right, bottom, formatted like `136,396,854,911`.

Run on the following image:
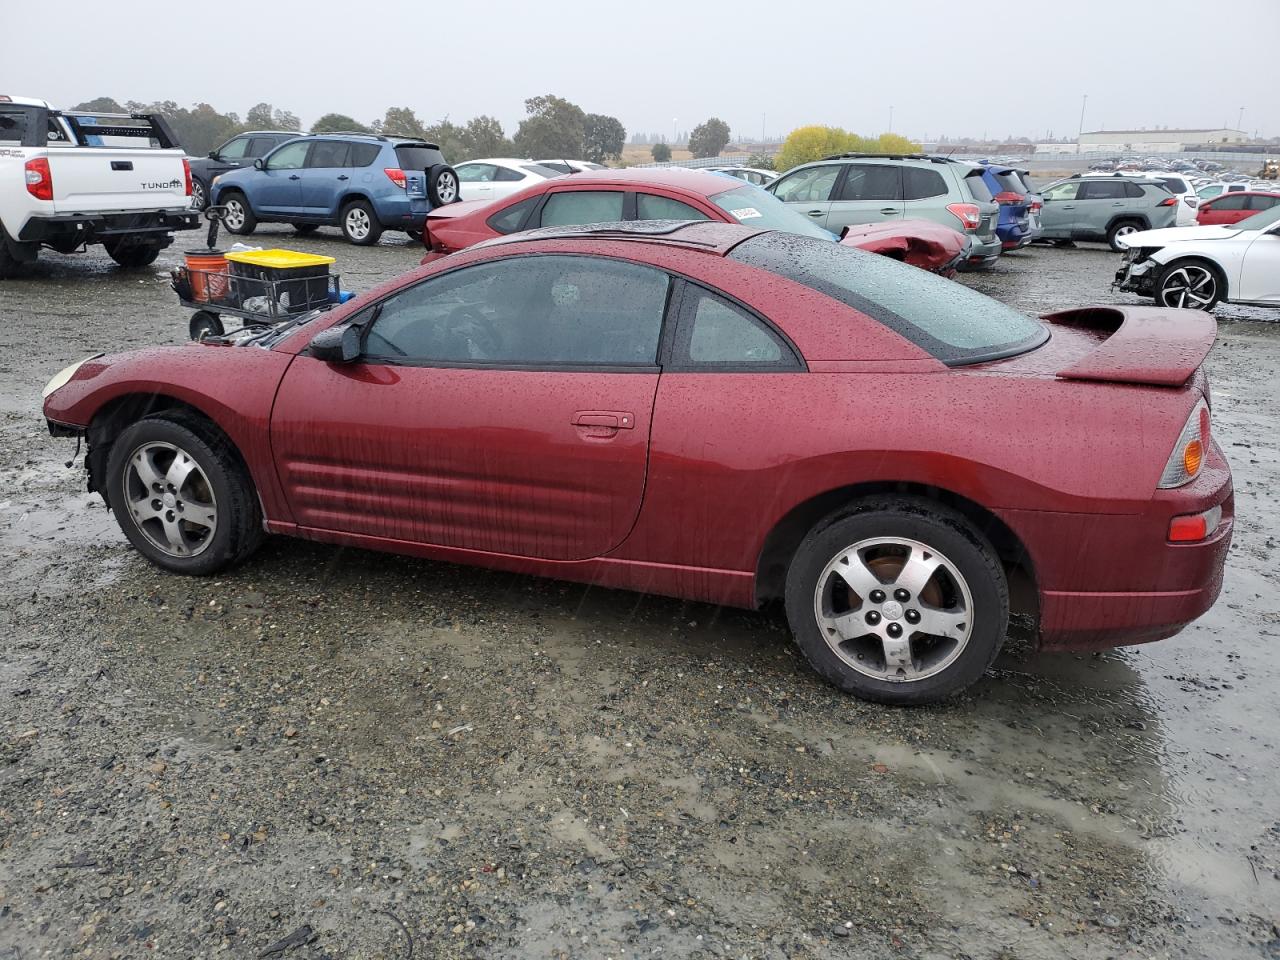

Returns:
806,210,824,217
880,207,898,215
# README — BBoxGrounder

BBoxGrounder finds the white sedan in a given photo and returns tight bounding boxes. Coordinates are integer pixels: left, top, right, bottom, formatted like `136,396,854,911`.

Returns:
453,159,565,204
1114,205,1280,310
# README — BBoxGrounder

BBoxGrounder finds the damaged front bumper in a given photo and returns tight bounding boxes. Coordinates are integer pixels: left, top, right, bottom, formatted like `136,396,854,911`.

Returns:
1114,250,1159,296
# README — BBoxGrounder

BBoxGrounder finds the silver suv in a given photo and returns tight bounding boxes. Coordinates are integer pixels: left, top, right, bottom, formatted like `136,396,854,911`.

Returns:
766,154,1003,269
1038,175,1179,250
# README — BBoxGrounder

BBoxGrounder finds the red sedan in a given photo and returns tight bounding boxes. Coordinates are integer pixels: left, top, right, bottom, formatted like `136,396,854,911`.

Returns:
1195,190,1280,226
42,222,1232,705
422,168,968,274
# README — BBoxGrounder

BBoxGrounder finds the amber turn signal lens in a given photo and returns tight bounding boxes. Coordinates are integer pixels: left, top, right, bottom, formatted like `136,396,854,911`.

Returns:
1183,439,1204,477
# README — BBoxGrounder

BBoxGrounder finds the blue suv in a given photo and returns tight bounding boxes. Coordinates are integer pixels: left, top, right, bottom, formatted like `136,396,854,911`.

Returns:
210,135,459,245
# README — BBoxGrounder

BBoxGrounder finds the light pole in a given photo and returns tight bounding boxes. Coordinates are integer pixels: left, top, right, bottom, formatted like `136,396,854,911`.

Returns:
672,118,678,146
1237,106,1245,133
1077,93,1088,146
888,105,894,134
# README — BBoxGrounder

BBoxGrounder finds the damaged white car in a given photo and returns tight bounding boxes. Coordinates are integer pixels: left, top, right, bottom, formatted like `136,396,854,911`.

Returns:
1114,205,1280,311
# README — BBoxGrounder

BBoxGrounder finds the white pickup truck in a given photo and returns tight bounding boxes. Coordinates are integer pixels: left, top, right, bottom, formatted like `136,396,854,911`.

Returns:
0,95,200,277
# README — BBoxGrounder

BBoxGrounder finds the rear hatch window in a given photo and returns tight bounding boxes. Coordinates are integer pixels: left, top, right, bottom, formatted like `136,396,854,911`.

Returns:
729,232,1047,365
394,144,445,170
964,170,994,203
992,171,1025,197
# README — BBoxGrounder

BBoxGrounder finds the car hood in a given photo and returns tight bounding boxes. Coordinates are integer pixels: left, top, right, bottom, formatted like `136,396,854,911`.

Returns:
426,199,489,221
1118,224,1242,248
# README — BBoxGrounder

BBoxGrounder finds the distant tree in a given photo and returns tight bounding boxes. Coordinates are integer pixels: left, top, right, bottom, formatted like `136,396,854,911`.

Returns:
688,118,731,159
864,132,921,154
379,106,428,139
583,113,626,164
460,115,512,158
774,126,858,172
423,118,468,160
512,94,585,160
245,102,300,131
70,97,126,114
746,153,774,170
312,113,369,134
651,142,672,163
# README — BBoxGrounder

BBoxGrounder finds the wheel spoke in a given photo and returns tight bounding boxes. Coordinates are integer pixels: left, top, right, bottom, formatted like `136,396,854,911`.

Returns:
166,452,197,492
160,514,187,553
184,504,217,531
880,633,917,677
129,496,163,522
914,607,967,640
132,449,166,489
894,545,941,597
819,610,866,642
831,555,884,603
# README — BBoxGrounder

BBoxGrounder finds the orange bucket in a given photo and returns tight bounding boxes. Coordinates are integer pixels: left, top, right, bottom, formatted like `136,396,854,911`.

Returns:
184,250,229,302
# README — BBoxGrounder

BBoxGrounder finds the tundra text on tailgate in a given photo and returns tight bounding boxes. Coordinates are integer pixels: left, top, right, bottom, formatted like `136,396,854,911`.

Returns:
0,95,199,276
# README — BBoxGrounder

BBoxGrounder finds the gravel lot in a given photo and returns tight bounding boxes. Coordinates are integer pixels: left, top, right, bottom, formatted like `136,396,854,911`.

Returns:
1,229,1278,959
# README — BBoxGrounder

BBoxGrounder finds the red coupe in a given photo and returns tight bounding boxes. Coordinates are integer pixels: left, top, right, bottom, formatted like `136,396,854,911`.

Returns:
42,222,1232,705
421,168,968,275
1195,190,1280,226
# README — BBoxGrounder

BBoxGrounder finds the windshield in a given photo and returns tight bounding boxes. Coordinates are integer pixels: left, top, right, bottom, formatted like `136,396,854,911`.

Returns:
1232,205,1280,231
728,232,1048,365
708,184,833,240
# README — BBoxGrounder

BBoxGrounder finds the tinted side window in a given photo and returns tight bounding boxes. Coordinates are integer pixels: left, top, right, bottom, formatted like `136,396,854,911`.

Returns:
636,194,711,221
772,165,839,203
1123,181,1146,198
457,164,496,182
306,141,350,168
486,196,539,234
219,136,251,159
1247,195,1279,211
267,140,309,170
839,165,902,202
903,167,948,200
493,166,524,182
539,191,625,227
1043,182,1079,201
350,143,381,167
1213,195,1249,211
1079,180,1126,200
679,289,790,366
363,256,669,366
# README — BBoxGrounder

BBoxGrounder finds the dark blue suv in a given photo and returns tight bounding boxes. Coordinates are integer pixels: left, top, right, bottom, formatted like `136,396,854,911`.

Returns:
977,162,1036,251
210,135,459,245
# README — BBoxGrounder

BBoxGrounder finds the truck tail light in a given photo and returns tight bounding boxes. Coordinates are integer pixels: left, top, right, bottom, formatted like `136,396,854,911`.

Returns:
1158,197,1177,207
1169,504,1222,542
25,157,53,201
182,157,192,196
1158,399,1210,489
946,202,981,230
384,168,407,189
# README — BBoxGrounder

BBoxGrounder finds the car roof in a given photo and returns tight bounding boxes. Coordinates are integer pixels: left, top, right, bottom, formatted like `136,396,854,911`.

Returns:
474,218,767,255
527,166,746,194
461,157,546,166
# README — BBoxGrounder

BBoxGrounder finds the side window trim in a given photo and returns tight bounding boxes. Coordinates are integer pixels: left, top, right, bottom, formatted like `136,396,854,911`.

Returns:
664,278,805,373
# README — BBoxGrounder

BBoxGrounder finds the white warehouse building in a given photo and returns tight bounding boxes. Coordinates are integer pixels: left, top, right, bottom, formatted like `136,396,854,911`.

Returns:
1077,128,1249,153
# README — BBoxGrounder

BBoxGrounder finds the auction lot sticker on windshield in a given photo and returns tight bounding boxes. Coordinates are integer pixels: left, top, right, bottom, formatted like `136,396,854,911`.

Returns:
731,207,763,220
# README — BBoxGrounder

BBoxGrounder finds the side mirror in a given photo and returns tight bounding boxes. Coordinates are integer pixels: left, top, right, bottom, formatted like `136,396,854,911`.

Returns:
208,150,219,160
309,324,362,363
253,157,266,171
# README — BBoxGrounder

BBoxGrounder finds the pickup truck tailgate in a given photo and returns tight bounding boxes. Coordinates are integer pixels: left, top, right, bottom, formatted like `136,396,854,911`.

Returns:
46,148,190,214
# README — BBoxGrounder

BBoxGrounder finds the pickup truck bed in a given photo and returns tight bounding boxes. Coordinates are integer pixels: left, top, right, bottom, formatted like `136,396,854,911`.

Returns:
1,96,199,276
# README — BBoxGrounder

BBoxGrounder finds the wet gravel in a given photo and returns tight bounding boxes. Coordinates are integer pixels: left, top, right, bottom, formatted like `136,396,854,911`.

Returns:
1,228,1278,959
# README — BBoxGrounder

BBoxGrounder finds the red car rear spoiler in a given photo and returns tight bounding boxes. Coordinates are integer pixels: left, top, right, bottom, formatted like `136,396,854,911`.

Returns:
1043,306,1216,387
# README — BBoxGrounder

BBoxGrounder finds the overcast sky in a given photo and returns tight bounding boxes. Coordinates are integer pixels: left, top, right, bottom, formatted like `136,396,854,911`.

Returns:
5,0,1277,142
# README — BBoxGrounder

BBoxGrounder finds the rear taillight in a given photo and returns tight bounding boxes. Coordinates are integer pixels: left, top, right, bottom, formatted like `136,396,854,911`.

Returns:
994,191,1023,204
1158,399,1210,489
24,157,53,201
1169,503,1222,542
384,168,407,189
1158,197,1177,207
1029,200,1043,212
182,157,192,197
946,202,981,230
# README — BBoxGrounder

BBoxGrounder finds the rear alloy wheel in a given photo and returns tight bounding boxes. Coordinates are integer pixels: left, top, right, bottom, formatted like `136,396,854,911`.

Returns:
221,194,257,235
1107,220,1141,252
785,498,1008,705
340,200,383,246
1156,261,1222,311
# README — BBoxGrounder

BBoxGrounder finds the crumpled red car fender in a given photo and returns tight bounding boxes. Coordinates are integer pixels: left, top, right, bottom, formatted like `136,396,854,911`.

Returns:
839,219,969,276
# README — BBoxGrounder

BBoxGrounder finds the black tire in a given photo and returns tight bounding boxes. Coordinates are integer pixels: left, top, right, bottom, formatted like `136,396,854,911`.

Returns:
189,310,225,341
104,239,161,269
292,223,319,234
1155,258,1224,311
104,414,264,575
0,223,35,278
340,199,383,246
783,497,1009,706
405,228,424,243
191,178,209,211
1106,219,1143,252
221,192,257,235
426,164,460,206
1052,239,1076,248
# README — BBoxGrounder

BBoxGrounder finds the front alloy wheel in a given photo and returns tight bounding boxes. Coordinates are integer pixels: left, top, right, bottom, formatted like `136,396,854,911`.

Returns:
1158,263,1219,310
121,441,218,558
